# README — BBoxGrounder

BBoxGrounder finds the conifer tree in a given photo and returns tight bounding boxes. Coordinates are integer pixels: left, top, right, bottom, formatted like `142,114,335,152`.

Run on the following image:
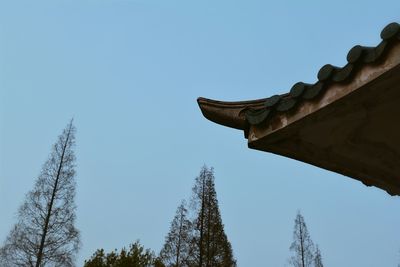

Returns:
190,166,236,267
159,200,192,267
84,241,155,267
0,120,80,267
313,245,323,267
289,211,314,267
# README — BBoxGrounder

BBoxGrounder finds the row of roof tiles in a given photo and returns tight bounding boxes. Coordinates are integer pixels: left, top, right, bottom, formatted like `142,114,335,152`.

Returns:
245,22,400,125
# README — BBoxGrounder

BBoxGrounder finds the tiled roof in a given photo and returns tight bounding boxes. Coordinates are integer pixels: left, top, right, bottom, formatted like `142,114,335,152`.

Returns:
244,22,400,126
197,22,400,196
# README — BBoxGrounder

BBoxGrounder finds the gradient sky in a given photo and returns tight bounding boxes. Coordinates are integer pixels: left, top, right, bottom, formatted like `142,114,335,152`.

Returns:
1,1,400,266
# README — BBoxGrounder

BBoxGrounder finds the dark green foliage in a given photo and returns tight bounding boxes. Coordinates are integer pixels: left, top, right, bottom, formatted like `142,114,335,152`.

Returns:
84,241,155,267
153,257,166,267
85,166,236,267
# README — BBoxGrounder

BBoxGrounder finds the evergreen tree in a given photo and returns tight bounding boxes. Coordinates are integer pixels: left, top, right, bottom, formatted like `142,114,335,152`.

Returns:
0,120,80,267
289,211,314,267
159,200,192,267
84,241,155,267
190,166,236,267
313,245,323,267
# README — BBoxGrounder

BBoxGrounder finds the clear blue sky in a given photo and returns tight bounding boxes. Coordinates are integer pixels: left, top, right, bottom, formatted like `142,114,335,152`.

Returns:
1,1,400,266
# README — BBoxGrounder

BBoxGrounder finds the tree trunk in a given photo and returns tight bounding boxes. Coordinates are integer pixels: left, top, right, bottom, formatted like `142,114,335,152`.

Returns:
35,124,72,267
299,220,305,267
198,171,205,267
206,182,211,267
175,209,184,267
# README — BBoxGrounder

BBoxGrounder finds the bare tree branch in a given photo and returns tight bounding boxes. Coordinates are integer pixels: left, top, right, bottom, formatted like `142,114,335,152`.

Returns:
0,120,80,267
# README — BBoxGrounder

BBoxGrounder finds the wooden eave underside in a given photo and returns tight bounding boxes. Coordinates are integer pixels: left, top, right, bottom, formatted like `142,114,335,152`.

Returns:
197,23,400,195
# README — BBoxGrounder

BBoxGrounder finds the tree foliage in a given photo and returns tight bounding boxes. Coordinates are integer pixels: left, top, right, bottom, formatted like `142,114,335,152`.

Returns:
159,200,192,267
159,166,236,267
289,212,315,267
84,241,156,267
190,166,236,267
0,120,80,267
313,245,323,267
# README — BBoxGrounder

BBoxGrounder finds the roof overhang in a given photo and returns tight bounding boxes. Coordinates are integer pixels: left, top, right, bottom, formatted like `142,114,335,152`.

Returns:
198,23,400,196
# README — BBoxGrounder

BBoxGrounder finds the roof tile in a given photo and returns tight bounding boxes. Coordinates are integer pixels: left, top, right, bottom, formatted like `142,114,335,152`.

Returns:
245,22,400,126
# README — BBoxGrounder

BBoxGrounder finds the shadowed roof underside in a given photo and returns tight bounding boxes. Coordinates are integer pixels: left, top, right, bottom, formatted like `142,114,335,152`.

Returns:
198,22,400,196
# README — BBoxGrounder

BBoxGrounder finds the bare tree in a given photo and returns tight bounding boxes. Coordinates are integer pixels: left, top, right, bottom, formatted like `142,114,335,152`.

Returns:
289,211,314,267
159,200,192,267
0,120,80,267
313,245,323,267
